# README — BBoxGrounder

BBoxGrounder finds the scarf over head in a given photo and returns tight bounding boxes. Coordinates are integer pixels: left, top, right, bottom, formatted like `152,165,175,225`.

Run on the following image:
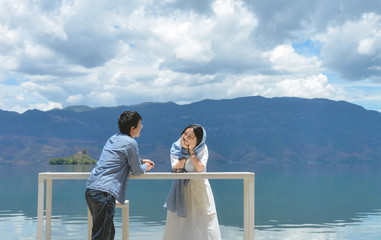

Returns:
170,124,207,158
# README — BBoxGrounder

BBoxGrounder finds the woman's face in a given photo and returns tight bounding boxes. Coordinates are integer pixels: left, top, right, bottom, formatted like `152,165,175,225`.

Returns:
181,128,196,147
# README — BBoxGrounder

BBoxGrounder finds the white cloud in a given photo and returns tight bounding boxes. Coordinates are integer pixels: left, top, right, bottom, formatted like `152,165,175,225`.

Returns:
88,91,116,106
67,94,83,104
356,14,381,56
147,0,262,74
152,17,215,62
315,12,381,81
264,44,322,74
33,101,62,111
268,74,338,99
1,0,381,112
16,94,24,101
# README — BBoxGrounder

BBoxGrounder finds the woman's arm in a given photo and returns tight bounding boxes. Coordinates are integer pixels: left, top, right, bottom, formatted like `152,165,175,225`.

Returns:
189,150,205,172
170,154,185,169
188,138,205,172
189,138,205,172
172,158,186,169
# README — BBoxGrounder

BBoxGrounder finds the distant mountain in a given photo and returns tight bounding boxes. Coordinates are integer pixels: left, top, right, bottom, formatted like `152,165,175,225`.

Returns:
1,96,381,169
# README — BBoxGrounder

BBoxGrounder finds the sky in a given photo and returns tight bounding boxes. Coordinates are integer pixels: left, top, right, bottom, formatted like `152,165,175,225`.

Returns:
1,0,381,113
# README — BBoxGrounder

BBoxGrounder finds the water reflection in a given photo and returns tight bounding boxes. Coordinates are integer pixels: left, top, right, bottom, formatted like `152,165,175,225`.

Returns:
252,163,381,227
1,163,381,239
255,209,381,240
1,210,381,240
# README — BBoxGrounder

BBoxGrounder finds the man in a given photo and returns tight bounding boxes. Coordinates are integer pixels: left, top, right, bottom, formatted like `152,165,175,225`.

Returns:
85,110,155,240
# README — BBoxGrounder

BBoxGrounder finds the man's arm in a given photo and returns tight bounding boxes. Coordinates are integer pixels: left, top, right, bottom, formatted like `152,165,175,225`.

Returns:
127,142,154,175
127,142,146,175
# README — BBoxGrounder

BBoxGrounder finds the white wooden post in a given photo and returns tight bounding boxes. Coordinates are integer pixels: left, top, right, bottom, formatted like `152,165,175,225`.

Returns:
87,207,92,240
46,179,52,240
120,200,130,240
244,174,255,240
37,175,45,240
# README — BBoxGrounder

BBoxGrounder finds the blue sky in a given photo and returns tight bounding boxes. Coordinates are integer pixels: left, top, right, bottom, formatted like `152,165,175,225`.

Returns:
1,0,381,113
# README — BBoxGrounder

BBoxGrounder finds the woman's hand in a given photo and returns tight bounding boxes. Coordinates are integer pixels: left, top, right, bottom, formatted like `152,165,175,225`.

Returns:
180,137,188,149
188,138,197,152
181,137,197,151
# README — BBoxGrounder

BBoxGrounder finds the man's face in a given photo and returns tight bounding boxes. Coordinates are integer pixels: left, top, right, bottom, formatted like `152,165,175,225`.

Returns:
130,120,142,138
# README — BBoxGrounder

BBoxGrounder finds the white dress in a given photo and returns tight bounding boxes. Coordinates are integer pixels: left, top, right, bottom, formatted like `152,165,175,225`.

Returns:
163,146,221,240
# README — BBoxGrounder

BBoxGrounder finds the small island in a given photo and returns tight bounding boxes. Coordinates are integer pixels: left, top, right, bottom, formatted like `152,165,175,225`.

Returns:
49,149,97,165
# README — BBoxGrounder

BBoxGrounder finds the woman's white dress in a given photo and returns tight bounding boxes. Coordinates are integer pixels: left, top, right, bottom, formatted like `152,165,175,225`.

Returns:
163,146,221,240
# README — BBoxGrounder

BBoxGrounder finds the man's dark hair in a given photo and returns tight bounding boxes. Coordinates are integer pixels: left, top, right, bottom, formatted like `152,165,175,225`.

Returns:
181,124,204,147
118,111,142,136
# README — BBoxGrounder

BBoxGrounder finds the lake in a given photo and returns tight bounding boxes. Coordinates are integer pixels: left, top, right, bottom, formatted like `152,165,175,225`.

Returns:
1,163,381,239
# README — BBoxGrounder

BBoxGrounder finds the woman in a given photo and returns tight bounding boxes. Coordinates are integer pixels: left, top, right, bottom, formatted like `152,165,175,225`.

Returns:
163,124,221,240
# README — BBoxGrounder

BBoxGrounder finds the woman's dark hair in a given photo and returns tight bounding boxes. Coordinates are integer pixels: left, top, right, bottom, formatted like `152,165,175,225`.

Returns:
118,111,142,136
181,124,204,147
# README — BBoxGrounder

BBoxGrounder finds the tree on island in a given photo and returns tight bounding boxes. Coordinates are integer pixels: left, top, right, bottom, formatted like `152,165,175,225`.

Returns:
49,149,97,165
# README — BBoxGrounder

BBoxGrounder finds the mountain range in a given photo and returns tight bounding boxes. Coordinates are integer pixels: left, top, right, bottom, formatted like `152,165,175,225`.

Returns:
1,96,381,170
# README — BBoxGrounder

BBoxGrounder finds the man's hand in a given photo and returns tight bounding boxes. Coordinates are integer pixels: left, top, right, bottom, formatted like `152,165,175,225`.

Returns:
142,159,155,171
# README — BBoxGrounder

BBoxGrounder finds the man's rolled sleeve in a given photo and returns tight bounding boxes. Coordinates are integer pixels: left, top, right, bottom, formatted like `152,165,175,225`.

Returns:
127,141,146,176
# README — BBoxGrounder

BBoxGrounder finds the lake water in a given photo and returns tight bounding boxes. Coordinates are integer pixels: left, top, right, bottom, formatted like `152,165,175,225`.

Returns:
1,163,381,239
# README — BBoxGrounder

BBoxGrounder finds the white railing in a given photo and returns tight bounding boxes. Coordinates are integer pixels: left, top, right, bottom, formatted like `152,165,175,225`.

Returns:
37,172,255,240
